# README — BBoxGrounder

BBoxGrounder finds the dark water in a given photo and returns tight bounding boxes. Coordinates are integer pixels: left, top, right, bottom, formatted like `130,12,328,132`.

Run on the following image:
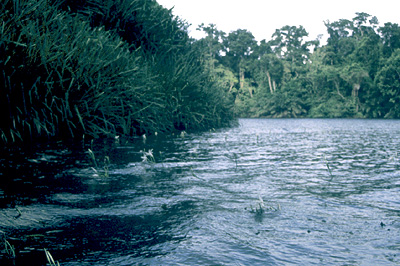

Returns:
1,119,400,265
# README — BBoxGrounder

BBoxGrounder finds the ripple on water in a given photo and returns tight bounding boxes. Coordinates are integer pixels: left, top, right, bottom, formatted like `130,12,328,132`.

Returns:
2,119,400,265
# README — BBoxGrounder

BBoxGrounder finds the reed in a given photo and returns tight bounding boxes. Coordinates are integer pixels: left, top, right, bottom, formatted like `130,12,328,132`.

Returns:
87,149,98,168
44,248,60,266
87,148,110,177
103,156,110,178
4,239,16,260
0,0,235,146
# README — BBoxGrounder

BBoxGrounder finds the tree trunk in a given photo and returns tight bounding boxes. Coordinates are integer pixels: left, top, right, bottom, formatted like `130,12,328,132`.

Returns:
352,83,361,112
240,67,244,89
266,71,273,94
352,83,360,98
334,80,346,100
239,67,252,97
229,81,234,92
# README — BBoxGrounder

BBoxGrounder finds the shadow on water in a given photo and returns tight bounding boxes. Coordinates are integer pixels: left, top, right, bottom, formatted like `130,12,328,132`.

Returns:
0,136,201,265
1,119,400,265
5,202,195,266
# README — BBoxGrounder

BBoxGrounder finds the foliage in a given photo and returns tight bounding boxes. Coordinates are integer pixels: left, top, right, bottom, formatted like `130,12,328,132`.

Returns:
0,0,235,145
375,49,400,118
195,12,400,119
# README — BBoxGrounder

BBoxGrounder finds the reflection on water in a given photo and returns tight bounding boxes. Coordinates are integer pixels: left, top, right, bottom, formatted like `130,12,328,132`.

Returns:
1,119,400,265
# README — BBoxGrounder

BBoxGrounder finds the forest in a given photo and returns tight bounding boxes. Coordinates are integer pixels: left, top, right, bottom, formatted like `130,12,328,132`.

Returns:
1,0,400,145
196,13,400,119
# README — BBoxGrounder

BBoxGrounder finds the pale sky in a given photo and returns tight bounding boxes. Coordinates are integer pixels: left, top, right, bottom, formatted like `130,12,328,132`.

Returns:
157,0,400,44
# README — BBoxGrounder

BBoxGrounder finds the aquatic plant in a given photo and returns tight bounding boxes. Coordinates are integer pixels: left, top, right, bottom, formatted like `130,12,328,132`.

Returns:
44,248,60,266
87,149,110,177
323,155,334,180
141,149,155,163
189,167,206,182
87,149,98,168
103,156,110,178
249,196,281,214
4,239,16,260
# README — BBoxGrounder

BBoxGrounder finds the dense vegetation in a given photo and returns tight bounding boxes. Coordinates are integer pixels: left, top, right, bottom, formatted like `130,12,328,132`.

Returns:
0,0,235,145
2,1,399,146
196,13,400,118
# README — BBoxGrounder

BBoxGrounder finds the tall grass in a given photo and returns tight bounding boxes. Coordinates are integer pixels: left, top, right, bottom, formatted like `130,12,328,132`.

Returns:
63,0,236,131
0,0,235,145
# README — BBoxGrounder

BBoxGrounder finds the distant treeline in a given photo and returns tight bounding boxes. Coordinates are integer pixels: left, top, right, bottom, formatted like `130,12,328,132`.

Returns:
196,13,400,118
0,0,235,145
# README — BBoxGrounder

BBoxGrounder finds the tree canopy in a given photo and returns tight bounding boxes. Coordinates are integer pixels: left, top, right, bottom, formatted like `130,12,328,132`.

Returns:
195,12,400,118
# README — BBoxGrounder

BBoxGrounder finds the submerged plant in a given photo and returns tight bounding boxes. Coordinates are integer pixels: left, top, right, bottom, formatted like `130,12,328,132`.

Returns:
232,153,238,171
225,152,239,171
388,152,398,163
190,167,206,181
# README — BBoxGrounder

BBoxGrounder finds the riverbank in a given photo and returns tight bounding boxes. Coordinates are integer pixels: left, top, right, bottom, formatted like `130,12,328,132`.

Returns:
0,0,235,146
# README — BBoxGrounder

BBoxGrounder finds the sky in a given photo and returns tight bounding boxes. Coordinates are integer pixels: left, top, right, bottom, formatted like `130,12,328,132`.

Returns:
156,0,400,44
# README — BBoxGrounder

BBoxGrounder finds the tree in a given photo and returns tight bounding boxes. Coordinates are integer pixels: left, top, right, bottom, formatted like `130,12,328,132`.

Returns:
352,12,378,39
351,33,381,79
324,19,354,64
191,12,400,119
196,23,225,70
340,63,370,113
269,25,316,77
214,65,238,93
253,39,273,58
253,54,283,94
223,29,257,96
379,22,400,58
375,49,400,117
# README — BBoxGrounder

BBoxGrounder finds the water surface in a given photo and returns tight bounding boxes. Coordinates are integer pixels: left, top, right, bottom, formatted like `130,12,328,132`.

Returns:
1,119,399,265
